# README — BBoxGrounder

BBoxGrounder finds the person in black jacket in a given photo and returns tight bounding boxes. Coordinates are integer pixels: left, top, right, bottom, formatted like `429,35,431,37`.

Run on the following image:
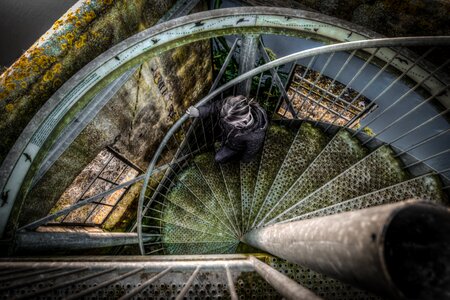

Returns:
187,95,268,163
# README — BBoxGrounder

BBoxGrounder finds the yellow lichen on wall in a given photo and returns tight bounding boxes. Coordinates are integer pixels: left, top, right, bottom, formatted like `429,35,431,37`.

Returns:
0,1,106,105
0,0,159,164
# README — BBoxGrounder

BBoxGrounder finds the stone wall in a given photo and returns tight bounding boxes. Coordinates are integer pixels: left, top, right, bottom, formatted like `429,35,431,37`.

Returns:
0,0,177,165
14,1,212,232
241,0,450,36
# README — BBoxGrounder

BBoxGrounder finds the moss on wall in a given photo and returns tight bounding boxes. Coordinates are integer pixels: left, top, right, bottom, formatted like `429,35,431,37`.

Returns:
241,0,450,37
14,1,212,231
0,0,177,165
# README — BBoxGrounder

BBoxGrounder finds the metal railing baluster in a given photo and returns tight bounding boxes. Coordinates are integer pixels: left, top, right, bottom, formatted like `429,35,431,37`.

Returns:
65,268,144,300
394,128,450,158
303,52,336,119
146,166,237,238
316,48,380,126
0,268,63,283
0,268,87,293
362,85,450,145
291,56,318,116
225,265,238,300
248,256,321,300
119,267,172,300
353,58,450,137
175,266,201,300
327,48,400,132
13,268,117,300
312,50,358,126
403,149,450,169
389,107,450,145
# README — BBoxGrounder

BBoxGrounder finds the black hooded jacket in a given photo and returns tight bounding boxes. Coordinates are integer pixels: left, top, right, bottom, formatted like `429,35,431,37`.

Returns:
198,99,268,158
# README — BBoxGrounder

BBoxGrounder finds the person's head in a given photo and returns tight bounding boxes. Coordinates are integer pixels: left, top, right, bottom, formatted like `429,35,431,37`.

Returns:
220,95,254,129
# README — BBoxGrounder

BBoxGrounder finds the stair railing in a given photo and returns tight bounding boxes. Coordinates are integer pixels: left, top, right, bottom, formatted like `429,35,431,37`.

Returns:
138,36,450,255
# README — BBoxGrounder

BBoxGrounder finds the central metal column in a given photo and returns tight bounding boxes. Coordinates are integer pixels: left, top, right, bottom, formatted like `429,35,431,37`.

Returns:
242,200,450,299
237,34,260,97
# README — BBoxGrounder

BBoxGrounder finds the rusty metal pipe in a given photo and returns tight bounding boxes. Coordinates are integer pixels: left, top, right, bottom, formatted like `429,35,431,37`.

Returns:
243,200,450,299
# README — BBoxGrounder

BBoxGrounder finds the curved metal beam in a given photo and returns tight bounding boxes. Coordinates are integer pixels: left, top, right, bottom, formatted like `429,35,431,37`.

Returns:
1,5,449,237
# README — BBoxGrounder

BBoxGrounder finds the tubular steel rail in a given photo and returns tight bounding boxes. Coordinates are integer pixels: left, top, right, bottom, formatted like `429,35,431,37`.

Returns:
0,255,320,300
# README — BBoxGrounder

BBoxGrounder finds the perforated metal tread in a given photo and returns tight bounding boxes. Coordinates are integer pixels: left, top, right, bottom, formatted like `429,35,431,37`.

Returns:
0,259,282,300
267,256,381,300
252,122,329,228
178,163,238,237
292,174,445,222
270,145,409,224
165,178,234,237
162,223,236,243
194,153,241,236
260,129,367,225
164,241,239,255
241,152,262,233
220,160,243,231
247,125,295,231
162,201,230,239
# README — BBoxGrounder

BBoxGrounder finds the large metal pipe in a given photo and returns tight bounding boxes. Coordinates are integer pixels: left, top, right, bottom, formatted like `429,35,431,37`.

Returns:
243,200,450,299
14,231,157,253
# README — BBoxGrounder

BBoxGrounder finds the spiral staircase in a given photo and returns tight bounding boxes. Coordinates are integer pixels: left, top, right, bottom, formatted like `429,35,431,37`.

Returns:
1,2,450,299
146,122,444,256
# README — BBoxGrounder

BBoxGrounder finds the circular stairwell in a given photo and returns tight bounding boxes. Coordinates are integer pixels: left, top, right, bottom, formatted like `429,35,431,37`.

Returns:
143,122,445,255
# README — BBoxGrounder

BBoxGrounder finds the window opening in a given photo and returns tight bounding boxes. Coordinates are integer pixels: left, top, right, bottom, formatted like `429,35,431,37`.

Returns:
48,147,141,227
280,64,375,128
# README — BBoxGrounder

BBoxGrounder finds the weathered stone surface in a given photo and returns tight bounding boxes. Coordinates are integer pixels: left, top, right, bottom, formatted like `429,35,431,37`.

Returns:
0,0,177,165
12,1,212,231
241,0,450,36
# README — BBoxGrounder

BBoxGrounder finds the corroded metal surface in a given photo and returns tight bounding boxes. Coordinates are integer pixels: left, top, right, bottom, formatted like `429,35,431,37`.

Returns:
292,174,445,222
253,122,328,227
248,125,294,231
244,201,450,299
194,153,241,236
219,161,243,231
261,129,367,225
271,145,408,223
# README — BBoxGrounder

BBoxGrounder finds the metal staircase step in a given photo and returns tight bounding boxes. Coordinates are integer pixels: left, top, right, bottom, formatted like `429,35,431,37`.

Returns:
291,174,445,222
241,153,262,232
252,122,328,228
270,145,409,224
247,125,295,231
162,223,236,243
194,153,241,236
267,256,380,300
162,201,231,239
164,241,238,255
219,161,243,231
165,178,234,236
178,163,238,236
259,129,367,225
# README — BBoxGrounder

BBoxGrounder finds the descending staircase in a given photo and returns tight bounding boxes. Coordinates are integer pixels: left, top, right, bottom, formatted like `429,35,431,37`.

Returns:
144,121,445,258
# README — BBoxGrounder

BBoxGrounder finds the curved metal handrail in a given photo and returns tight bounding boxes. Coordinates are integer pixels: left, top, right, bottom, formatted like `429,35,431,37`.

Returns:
137,36,450,254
